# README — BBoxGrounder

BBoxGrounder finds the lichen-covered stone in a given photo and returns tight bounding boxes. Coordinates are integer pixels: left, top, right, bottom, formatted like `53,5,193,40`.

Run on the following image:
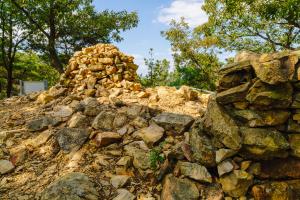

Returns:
219,170,253,198
246,80,293,109
161,174,199,200
232,109,290,127
240,127,289,159
40,172,99,200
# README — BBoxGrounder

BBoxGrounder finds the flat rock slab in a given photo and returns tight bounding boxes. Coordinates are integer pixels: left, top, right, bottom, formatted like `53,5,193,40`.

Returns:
56,128,89,153
152,112,194,134
40,172,99,200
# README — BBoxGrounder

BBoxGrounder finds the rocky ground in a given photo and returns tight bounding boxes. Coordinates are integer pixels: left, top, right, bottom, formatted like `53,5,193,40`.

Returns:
0,85,211,200
2,47,300,200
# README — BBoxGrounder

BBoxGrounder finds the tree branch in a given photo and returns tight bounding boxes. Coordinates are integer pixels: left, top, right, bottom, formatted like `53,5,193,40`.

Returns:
10,0,50,38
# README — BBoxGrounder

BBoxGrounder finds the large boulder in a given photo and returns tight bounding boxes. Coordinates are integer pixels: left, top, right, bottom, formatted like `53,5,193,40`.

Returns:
152,112,194,134
246,80,293,109
40,172,99,200
203,96,241,150
161,174,199,200
56,128,89,152
240,127,289,159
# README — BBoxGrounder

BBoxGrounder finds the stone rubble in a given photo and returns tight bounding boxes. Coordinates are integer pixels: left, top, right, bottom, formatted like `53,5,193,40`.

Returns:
0,45,300,200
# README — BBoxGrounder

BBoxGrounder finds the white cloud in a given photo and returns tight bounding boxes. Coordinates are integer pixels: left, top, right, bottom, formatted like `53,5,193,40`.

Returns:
157,0,208,27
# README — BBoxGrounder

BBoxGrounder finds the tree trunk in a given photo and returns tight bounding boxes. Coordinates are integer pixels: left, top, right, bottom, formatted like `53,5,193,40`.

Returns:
49,44,64,73
6,65,13,97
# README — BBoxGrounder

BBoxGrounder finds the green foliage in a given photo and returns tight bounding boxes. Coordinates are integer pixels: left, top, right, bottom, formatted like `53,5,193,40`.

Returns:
0,52,59,98
13,52,60,86
12,0,139,71
140,49,171,87
162,19,220,90
201,0,300,52
149,142,165,170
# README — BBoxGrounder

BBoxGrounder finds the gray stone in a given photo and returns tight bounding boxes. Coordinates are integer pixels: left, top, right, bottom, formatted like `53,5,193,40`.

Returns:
130,116,148,128
52,106,73,121
216,149,236,163
92,111,115,131
83,97,101,116
152,112,194,134
27,116,59,132
124,145,150,170
110,175,130,188
176,161,212,183
138,123,164,146
113,189,135,200
217,160,234,176
203,96,241,150
40,172,99,200
56,128,89,153
0,160,14,174
113,113,128,128
161,174,199,200
188,128,215,167
68,112,88,128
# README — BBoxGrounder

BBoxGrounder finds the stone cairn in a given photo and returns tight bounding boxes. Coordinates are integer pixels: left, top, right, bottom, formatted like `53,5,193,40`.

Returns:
60,44,142,97
202,50,300,199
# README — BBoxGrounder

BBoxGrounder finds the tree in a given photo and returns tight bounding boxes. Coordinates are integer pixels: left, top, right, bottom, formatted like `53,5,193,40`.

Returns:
0,51,59,98
11,0,139,72
141,48,170,87
162,19,220,90
201,0,300,53
0,0,29,97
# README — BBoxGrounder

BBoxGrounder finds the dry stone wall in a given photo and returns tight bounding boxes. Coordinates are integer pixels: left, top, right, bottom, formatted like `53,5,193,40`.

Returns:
202,50,300,199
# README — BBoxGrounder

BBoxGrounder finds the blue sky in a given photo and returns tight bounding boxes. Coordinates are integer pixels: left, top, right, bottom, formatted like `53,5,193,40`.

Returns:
93,0,209,75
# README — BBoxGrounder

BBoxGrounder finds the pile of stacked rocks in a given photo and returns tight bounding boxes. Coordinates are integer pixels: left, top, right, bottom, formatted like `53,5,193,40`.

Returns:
60,44,141,97
200,50,300,199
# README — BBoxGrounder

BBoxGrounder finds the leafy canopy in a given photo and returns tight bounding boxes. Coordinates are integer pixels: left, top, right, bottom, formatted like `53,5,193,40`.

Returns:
162,19,220,90
201,0,300,52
